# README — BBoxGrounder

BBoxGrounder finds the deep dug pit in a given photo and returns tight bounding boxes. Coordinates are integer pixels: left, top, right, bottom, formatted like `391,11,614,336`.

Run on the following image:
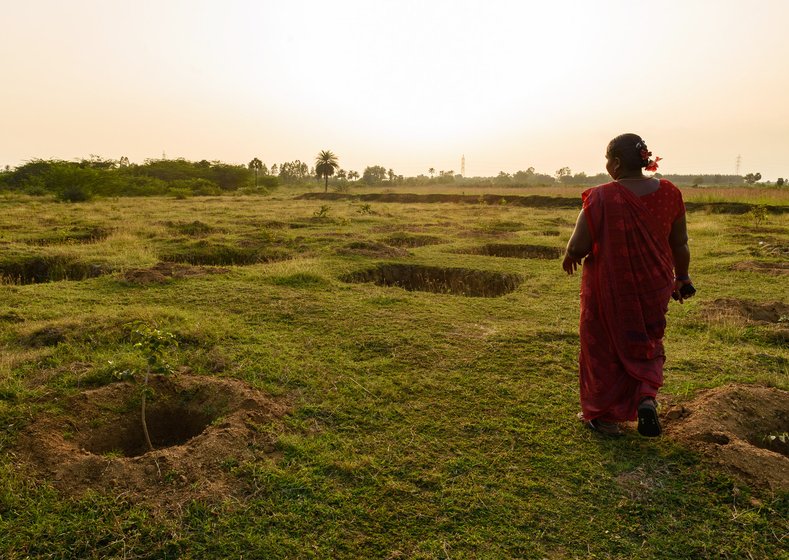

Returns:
23,225,112,246
122,262,230,285
336,241,409,258
665,384,789,491
0,255,109,284
343,263,522,297
159,240,289,266
460,243,563,260
16,375,287,507
383,233,443,248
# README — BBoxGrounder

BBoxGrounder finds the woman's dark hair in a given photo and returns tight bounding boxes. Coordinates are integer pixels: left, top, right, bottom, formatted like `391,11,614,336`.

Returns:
607,133,651,170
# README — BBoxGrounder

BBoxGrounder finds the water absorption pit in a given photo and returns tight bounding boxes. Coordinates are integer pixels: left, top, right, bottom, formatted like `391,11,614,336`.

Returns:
0,255,108,284
384,233,443,248
343,263,522,297
16,375,288,506
159,241,289,266
23,225,112,246
461,243,563,260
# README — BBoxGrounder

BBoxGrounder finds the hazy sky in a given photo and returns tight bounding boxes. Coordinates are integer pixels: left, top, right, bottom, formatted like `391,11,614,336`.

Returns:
2,1,788,179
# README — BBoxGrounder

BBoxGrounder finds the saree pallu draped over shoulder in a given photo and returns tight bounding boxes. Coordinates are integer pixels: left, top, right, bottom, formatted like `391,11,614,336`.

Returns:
578,182,676,422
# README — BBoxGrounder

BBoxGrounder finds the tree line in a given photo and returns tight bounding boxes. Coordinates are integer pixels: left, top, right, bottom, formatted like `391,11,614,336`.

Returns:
0,153,781,201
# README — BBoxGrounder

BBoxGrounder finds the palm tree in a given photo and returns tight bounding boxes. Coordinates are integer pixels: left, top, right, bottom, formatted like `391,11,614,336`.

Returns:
428,167,435,178
248,157,263,187
315,150,339,192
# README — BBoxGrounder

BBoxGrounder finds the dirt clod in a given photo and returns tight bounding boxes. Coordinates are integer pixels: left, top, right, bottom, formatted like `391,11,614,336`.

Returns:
666,384,789,491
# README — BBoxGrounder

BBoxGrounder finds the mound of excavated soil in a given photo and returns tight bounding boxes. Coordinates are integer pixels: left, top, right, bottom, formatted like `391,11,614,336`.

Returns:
665,384,789,491
122,262,230,284
15,375,287,510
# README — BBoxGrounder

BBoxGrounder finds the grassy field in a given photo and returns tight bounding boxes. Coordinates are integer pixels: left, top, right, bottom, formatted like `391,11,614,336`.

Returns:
0,186,787,559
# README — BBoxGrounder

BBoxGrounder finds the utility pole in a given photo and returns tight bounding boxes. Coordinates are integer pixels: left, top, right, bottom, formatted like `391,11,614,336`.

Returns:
461,154,465,177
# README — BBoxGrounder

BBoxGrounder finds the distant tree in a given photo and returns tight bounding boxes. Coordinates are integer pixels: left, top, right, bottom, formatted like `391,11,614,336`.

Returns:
495,171,511,184
260,163,269,176
270,163,279,176
336,168,347,180
119,156,130,167
555,167,572,183
512,167,535,184
428,167,435,178
279,160,310,183
348,170,359,181
248,157,263,187
315,150,339,192
362,165,387,185
744,172,762,185
777,177,785,187
387,168,395,182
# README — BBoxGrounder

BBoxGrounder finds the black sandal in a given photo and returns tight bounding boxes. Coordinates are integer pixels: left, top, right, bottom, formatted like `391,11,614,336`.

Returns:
637,398,661,437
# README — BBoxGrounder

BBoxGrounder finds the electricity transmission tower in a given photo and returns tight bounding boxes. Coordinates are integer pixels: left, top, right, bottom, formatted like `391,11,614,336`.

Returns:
461,155,465,177
736,154,741,175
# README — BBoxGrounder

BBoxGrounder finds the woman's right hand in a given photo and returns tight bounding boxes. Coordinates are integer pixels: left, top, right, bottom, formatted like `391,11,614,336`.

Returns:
672,279,696,303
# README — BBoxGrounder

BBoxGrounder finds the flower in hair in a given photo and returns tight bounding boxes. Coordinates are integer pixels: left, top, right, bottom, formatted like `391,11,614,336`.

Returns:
645,157,662,172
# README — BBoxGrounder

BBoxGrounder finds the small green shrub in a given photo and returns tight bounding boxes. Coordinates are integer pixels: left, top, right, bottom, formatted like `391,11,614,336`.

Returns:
114,325,178,452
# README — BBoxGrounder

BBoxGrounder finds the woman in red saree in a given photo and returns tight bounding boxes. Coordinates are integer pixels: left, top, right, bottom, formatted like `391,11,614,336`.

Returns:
563,134,694,437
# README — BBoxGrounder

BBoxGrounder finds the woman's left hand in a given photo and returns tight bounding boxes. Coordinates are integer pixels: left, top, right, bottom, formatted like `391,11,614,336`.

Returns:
562,254,583,275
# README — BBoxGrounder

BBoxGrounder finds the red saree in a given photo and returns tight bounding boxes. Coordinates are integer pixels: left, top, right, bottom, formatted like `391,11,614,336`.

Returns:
579,182,676,422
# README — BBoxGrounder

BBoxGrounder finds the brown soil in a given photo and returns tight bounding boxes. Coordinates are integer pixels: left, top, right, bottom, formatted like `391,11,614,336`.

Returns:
664,384,789,491
701,298,789,323
336,241,409,258
122,262,230,284
732,261,789,275
460,243,563,260
15,375,288,510
342,263,522,297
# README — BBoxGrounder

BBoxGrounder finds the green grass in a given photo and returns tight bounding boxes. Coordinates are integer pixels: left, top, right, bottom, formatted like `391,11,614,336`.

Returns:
0,190,787,558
